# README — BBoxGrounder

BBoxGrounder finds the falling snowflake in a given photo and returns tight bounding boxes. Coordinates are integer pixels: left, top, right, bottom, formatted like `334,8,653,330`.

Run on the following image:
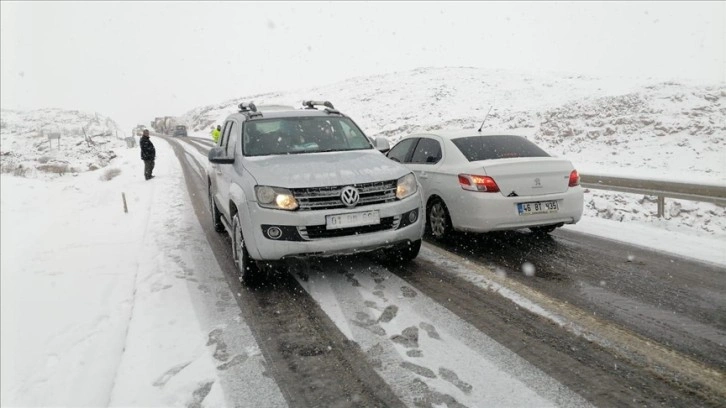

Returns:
521,262,536,277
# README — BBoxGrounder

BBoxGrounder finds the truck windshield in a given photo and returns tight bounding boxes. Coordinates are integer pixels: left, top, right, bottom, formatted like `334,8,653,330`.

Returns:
243,117,373,156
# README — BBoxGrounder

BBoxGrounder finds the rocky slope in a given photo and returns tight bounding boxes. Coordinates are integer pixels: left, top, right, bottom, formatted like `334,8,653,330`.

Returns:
1,108,126,177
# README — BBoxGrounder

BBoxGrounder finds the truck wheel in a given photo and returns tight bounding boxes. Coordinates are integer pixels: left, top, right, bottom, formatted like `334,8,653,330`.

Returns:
382,239,421,264
232,214,259,286
209,185,224,232
397,239,421,263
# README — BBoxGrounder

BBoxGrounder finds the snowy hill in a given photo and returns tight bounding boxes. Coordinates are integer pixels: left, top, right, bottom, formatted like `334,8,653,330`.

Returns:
534,82,725,179
179,67,726,236
1,68,723,236
0,108,126,177
181,67,725,181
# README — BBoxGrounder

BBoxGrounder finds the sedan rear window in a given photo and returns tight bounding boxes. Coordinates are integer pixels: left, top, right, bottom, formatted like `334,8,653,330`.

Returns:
451,135,550,161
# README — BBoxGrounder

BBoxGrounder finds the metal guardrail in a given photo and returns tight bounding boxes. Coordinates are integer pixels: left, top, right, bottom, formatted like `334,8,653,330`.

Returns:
580,174,726,217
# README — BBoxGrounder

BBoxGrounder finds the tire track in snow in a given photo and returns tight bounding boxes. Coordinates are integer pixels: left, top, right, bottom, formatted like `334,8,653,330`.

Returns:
395,244,725,406
291,257,592,408
169,139,403,407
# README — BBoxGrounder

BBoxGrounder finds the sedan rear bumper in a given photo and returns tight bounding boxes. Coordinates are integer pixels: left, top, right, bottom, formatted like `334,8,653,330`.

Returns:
448,187,584,233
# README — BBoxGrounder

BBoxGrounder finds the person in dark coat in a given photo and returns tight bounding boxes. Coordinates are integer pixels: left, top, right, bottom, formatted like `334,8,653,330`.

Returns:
139,129,156,180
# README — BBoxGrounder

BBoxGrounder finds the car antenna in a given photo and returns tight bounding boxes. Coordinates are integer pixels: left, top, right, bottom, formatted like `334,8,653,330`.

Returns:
477,103,495,132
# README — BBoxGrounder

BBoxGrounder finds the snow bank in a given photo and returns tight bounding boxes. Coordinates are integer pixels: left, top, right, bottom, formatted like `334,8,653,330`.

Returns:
1,108,126,178
0,138,286,407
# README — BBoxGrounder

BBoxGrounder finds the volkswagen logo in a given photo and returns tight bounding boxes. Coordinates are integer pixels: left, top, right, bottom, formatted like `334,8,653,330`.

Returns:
340,186,360,207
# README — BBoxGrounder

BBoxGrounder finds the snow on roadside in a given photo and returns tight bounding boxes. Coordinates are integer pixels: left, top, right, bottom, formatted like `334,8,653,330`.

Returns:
563,216,726,267
0,137,286,407
1,169,142,406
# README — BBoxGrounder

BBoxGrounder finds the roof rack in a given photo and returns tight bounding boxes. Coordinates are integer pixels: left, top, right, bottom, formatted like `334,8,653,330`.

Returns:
239,102,257,112
238,102,262,118
302,100,339,114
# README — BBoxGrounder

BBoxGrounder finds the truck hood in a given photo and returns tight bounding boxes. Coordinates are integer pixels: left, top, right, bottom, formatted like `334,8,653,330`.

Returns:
243,150,410,188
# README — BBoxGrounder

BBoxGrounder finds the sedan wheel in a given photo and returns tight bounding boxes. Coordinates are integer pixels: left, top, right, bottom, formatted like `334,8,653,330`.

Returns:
232,214,259,285
427,199,452,240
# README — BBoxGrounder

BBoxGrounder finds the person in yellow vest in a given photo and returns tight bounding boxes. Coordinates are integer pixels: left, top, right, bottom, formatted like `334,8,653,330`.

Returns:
211,125,221,143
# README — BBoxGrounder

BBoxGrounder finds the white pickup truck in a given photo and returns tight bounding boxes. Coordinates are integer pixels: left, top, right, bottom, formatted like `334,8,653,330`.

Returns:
207,101,425,285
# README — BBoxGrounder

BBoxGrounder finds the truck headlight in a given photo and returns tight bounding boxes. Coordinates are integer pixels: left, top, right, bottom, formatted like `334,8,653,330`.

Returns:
255,186,298,210
396,173,417,200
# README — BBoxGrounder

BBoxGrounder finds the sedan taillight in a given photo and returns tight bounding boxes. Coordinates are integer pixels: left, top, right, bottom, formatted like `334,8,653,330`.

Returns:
569,170,580,187
458,174,500,192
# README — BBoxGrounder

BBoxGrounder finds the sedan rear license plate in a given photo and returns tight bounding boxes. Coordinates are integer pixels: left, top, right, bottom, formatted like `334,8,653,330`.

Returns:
517,200,559,215
326,210,380,230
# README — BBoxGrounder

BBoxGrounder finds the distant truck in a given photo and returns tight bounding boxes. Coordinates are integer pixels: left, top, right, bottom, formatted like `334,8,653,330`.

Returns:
133,125,147,136
172,125,188,137
151,116,181,135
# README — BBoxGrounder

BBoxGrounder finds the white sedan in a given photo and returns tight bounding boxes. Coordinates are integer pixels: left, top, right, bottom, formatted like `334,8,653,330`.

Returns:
386,130,584,238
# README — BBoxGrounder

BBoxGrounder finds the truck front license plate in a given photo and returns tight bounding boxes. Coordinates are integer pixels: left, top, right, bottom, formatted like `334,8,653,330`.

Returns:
326,210,380,230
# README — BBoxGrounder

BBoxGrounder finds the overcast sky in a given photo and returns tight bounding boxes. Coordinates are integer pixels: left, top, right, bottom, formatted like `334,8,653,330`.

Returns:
1,1,724,130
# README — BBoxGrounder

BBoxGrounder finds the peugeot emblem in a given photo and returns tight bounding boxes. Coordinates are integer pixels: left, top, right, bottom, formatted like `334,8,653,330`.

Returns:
340,186,360,207
534,178,541,186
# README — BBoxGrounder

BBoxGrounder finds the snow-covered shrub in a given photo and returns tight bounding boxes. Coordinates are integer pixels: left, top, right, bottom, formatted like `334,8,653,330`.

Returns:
37,163,70,175
100,168,121,181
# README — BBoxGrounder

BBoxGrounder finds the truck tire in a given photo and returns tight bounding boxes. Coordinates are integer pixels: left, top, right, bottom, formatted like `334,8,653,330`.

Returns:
209,185,225,232
232,214,259,285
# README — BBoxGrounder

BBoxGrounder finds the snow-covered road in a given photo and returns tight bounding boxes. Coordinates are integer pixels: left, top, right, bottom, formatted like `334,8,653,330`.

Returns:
2,134,724,407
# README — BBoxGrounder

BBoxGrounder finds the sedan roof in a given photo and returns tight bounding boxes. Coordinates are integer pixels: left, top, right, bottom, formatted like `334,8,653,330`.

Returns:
405,129,526,140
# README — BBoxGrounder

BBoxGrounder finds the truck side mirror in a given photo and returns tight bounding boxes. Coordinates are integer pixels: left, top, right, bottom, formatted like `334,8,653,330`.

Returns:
208,147,235,164
374,137,390,153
